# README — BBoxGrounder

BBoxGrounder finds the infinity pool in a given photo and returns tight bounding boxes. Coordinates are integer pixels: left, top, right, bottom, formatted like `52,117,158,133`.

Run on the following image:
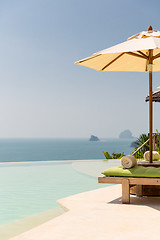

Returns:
0,159,120,239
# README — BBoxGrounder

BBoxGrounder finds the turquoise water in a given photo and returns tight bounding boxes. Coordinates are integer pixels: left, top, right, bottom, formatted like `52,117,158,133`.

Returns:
0,160,111,226
0,138,135,162
0,138,134,226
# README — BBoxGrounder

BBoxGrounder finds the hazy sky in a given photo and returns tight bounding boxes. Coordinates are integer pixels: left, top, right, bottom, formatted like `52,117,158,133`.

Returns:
0,0,160,138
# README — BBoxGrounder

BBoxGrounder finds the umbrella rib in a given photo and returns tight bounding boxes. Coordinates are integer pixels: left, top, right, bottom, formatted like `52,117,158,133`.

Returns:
137,51,148,59
76,54,101,64
101,53,125,71
125,52,148,59
153,53,160,60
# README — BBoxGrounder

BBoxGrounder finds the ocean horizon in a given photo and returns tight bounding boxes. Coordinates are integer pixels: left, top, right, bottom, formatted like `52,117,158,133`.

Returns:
0,138,136,162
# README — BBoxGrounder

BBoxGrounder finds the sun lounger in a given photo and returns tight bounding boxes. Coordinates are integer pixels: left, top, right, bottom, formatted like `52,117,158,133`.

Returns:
98,166,160,204
98,176,160,204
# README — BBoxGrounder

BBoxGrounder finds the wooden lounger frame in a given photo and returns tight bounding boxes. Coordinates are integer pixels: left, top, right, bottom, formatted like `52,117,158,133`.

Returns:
98,176,160,204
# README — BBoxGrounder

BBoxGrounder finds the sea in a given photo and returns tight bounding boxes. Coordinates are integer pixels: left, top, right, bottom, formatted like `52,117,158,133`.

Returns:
0,138,136,239
0,138,135,162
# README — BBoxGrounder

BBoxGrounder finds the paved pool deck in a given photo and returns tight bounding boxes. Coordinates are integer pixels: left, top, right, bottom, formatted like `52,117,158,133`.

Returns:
10,184,160,240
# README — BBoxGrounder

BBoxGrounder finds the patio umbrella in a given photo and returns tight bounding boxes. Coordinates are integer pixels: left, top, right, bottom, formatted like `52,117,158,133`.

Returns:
146,89,160,102
75,25,160,163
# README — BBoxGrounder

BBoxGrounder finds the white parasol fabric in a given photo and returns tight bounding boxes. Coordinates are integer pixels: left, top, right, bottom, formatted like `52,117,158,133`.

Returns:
75,29,160,72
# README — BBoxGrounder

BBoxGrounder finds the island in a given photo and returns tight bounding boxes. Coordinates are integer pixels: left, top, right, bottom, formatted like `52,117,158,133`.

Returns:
89,135,100,141
119,129,133,139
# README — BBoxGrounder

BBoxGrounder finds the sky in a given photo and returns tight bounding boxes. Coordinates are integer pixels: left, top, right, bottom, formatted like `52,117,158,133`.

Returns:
0,0,160,138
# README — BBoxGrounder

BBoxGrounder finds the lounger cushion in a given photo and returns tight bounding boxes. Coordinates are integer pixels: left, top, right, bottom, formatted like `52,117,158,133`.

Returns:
102,166,160,178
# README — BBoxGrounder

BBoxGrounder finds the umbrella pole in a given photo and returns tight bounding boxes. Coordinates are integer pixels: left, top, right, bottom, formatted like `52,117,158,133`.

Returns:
149,49,153,163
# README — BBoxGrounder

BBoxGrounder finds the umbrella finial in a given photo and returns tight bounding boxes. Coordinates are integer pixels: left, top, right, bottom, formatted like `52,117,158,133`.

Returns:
148,25,153,31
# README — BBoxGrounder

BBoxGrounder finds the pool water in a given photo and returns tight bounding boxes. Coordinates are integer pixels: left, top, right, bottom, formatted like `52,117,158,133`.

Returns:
0,160,119,226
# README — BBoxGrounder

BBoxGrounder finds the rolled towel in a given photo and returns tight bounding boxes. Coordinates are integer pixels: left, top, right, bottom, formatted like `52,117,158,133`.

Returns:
121,155,137,169
143,151,160,161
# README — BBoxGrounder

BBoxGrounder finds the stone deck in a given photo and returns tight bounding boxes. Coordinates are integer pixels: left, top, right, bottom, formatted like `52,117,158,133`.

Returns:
10,184,160,240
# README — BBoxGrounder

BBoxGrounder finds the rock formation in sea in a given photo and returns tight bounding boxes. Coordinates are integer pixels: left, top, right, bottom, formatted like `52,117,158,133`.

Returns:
89,135,100,141
119,129,133,139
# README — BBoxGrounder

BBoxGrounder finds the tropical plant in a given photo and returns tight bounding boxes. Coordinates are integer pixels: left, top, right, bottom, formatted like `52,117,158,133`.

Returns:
112,152,124,159
103,151,125,159
133,133,149,148
132,133,149,158
154,129,160,153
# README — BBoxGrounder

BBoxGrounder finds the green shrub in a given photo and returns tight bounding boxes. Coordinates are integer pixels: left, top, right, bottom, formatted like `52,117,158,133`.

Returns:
103,151,125,159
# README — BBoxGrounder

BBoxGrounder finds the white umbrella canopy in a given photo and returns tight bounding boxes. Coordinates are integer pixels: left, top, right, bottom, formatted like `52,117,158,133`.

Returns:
75,27,160,72
75,26,160,163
